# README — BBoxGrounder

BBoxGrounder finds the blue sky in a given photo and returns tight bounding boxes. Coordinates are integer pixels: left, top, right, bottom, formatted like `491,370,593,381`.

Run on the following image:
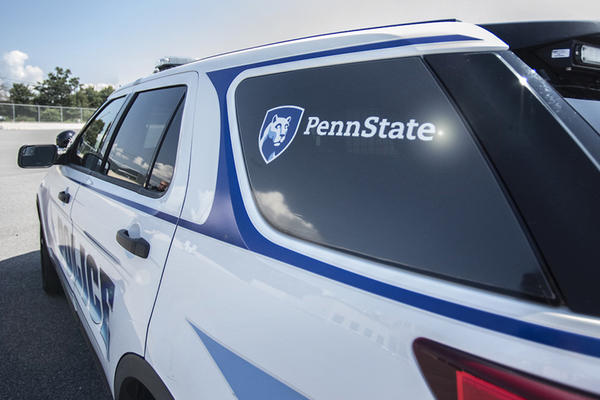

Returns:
1,0,599,89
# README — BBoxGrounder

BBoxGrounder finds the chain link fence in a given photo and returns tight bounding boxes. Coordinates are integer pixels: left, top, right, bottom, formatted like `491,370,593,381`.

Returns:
0,103,95,123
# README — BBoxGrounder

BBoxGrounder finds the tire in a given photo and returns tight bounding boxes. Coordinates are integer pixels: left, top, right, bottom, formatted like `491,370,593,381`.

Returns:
40,224,61,295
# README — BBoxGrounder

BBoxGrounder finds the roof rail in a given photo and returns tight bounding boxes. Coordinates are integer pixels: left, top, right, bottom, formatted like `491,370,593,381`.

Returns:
196,19,461,63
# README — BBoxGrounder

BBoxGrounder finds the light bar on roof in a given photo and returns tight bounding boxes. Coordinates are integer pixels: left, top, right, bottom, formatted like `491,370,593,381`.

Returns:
580,44,600,67
154,56,197,73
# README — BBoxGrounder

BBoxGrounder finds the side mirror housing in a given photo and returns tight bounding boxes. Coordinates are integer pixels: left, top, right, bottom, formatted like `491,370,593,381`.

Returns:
17,145,57,168
56,130,76,149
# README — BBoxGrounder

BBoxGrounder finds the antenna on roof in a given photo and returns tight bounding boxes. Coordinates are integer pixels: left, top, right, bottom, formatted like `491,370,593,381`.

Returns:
154,56,197,73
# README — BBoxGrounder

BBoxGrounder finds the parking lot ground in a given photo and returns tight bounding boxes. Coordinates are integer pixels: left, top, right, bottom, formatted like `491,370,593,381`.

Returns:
0,130,112,400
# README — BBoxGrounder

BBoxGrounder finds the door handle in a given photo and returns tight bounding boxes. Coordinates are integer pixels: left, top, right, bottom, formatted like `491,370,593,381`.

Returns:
116,229,150,259
58,190,70,204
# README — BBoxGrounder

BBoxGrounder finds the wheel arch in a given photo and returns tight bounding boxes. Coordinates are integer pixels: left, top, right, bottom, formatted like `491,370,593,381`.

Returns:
114,353,174,400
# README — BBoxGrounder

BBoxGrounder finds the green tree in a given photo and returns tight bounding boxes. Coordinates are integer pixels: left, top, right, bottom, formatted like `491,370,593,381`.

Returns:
96,86,114,107
73,85,114,109
34,67,80,106
73,86,98,108
9,83,35,104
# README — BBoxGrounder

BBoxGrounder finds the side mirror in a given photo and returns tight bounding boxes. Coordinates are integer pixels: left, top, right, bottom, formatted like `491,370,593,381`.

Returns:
56,130,76,149
17,145,57,168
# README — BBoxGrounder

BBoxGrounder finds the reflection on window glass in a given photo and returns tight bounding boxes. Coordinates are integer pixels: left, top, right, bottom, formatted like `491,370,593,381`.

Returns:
105,86,185,186
74,97,125,171
146,101,183,193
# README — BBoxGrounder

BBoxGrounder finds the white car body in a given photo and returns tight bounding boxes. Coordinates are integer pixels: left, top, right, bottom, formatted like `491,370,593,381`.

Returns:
35,20,600,400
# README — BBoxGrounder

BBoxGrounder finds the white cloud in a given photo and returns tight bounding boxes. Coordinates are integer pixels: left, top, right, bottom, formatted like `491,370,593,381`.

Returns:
112,145,130,161
0,83,8,101
255,191,321,239
133,156,149,169
81,82,114,90
1,50,43,85
150,162,173,182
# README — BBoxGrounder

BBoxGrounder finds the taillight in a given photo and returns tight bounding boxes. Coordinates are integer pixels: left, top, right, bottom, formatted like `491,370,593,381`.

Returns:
456,371,524,400
413,338,598,400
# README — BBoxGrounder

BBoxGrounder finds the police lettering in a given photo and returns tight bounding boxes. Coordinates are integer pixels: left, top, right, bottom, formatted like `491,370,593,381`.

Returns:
55,218,115,356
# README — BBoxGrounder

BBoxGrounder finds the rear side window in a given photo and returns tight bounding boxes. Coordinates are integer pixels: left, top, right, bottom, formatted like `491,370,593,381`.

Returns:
74,97,125,171
104,86,185,188
235,57,554,300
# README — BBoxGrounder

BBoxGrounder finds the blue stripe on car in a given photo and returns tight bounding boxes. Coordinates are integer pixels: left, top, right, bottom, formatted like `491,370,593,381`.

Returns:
189,321,308,399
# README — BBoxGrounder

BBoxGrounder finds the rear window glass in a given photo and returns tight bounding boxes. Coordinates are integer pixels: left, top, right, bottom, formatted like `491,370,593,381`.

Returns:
234,57,553,299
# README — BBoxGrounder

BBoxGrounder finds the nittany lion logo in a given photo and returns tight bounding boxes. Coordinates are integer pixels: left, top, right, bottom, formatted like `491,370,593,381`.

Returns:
258,105,304,164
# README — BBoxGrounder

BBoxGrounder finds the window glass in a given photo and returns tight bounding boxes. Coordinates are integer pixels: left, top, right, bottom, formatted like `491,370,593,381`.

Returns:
146,100,183,193
427,51,600,315
234,57,554,300
105,86,185,187
74,97,125,171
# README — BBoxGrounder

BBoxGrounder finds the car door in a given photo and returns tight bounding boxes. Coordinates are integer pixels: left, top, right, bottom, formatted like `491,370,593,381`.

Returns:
69,73,196,377
41,96,126,294
40,164,79,274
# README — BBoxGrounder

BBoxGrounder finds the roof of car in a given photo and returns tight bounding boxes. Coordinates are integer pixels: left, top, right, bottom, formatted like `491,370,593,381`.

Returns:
111,20,505,96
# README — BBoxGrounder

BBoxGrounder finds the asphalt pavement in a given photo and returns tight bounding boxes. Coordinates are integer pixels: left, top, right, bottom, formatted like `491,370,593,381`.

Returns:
0,129,112,399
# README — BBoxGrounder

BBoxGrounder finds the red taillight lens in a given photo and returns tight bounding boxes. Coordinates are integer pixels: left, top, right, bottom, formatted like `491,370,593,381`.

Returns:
413,338,598,400
456,371,524,400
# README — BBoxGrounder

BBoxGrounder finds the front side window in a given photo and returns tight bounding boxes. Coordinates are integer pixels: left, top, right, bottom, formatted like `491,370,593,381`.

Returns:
104,86,185,188
73,97,125,171
235,57,554,300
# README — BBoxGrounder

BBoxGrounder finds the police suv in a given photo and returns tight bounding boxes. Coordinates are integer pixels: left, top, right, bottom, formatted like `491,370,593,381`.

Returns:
17,20,600,400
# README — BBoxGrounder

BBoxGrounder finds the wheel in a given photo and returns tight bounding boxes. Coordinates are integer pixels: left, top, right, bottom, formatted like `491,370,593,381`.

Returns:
118,378,156,400
40,224,61,295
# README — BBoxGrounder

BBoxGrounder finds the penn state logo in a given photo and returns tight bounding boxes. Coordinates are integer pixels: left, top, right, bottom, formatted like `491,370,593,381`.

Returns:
258,105,304,163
